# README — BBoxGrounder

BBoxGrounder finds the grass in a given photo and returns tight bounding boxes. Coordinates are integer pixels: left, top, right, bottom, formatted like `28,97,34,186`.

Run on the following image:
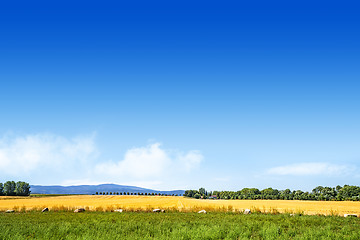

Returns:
0,211,359,239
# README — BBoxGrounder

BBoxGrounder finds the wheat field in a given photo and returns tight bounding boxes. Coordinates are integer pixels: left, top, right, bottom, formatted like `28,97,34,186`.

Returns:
1,195,360,216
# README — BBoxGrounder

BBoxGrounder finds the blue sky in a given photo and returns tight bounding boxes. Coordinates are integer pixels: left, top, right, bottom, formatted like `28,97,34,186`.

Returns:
0,1,359,191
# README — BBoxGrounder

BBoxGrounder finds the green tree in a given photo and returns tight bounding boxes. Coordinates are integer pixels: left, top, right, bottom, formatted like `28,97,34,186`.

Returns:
261,188,279,199
4,181,16,196
184,190,199,198
0,183,3,196
293,190,304,200
312,186,324,196
15,181,31,196
280,189,291,200
240,188,260,199
338,185,360,200
194,193,201,199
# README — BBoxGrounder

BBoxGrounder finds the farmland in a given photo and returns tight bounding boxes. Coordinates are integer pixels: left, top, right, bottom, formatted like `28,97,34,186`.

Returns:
1,195,360,239
1,195,360,216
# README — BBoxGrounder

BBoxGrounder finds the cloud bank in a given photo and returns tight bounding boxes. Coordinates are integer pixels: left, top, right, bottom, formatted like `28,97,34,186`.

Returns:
0,133,98,176
0,133,203,188
95,142,204,178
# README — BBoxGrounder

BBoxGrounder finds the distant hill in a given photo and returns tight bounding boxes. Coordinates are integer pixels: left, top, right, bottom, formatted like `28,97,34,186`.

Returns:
30,184,184,195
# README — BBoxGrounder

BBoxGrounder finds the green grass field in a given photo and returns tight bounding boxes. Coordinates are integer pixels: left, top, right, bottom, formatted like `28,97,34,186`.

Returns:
1,212,359,239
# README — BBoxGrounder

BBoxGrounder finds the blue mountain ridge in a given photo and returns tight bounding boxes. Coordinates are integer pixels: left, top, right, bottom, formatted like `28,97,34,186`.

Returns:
30,184,184,195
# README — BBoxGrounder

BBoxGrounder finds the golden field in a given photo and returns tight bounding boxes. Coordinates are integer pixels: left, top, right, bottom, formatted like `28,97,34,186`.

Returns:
1,195,360,216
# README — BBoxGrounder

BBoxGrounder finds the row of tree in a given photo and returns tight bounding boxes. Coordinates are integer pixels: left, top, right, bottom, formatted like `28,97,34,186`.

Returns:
185,185,360,201
95,192,181,196
0,181,31,196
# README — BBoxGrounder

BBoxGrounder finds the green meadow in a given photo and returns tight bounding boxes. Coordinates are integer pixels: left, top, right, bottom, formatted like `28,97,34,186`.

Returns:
1,212,359,239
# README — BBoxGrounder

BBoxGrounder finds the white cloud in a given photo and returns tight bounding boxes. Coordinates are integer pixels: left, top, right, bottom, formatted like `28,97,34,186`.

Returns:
96,143,171,178
95,142,204,178
0,133,98,176
0,133,203,189
267,162,353,176
178,150,203,172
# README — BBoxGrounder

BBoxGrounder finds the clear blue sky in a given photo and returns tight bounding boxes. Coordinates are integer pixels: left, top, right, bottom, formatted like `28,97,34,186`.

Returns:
0,0,359,191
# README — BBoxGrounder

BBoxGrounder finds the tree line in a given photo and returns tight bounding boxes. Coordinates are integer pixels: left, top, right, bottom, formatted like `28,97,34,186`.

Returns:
0,181,31,196
185,185,360,201
95,192,181,196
